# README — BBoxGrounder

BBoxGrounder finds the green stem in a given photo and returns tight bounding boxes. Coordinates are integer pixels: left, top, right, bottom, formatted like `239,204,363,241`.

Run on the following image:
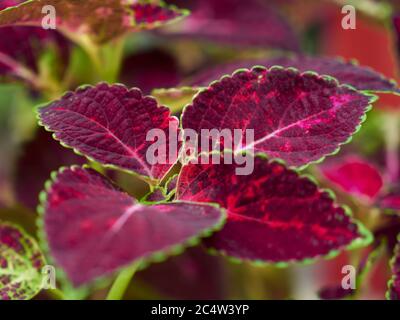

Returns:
106,263,139,300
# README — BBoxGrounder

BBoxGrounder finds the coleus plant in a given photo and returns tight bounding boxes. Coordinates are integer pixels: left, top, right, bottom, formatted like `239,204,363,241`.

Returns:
6,61,398,300
2,0,400,301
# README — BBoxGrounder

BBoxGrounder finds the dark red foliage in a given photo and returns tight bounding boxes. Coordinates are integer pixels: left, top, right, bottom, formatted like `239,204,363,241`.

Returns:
43,166,225,286
187,55,399,93
182,67,374,167
38,83,179,181
177,154,367,262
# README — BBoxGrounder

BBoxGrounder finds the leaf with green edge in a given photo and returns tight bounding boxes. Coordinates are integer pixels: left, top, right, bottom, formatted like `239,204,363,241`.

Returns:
182,67,376,168
387,236,400,300
37,82,179,183
151,87,201,114
141,187,168,204
0,221,46,300
39,165,226,287
187,55,400,94
176,153,372,264
0,0,189,44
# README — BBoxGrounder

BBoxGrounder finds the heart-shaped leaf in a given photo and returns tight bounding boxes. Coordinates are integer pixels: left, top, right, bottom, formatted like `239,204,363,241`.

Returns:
0,0,188,44
0,221,46,300
163,0,300,51
321,156,383,202
176,154,371,263
39,166,225,286
37,83,179,182
182,67,376,167
187,55,400,94
387,237,400,300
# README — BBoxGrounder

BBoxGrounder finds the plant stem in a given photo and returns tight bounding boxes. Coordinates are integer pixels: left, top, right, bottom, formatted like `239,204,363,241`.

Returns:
106,263,139,300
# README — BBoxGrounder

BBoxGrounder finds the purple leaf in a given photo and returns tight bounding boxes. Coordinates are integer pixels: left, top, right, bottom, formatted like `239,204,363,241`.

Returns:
176,154,371,263
0,221,46,300
14,129,85,210
182,67,375,167
187,55,400,94
387,237,400,300
164,0,300,51
37,83,179,182
0,0,188,44
39,166,225,286
321,156,383,202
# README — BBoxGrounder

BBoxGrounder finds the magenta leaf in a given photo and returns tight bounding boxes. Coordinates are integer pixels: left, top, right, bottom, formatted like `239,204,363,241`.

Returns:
0,0,188,44
176,154,371,263
321,156,383,202
376,186,400,213
187,55,400,94
387,237,400,300
182,67,375,167
39,166,225,286
164,0,299,51
0,221,46,300
37,83,179,182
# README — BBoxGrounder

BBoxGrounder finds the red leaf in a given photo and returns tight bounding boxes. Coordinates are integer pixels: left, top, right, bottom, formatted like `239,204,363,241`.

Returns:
388,238,400,300
187,55,399,94
0,0,188,44
38,83,179,182
176,154,371,263
164,0,299,51
40,166,225,286
182,67,375,167
321,156,383,202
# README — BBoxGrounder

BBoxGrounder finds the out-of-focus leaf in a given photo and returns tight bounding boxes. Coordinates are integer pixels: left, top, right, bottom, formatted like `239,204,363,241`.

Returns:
0,221,46,300
0,0,188,44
